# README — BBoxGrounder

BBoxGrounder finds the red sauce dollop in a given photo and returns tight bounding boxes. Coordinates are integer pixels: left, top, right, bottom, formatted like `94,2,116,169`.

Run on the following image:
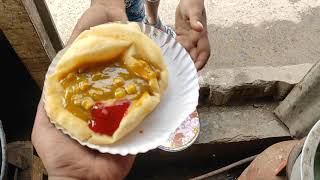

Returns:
89,100,130,136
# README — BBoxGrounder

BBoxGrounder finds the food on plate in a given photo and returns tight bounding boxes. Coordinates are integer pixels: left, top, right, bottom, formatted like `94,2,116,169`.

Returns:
44,23,168,145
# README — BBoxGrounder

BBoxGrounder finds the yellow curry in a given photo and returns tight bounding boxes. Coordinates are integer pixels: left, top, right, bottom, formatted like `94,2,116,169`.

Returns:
60,59,158,121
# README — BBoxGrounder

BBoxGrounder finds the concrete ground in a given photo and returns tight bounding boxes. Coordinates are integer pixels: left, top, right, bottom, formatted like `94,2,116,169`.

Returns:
46,0,320,70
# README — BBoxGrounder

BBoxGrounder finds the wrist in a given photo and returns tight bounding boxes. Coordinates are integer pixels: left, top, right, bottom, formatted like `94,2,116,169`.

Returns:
91,3,126,17
91,0,126,11
178,0,204,7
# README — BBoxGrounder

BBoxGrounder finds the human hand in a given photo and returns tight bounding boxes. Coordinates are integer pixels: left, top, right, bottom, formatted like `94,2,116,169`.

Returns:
67,1,128,45
32,3,135,179
175,0,210,70
32,100,135,180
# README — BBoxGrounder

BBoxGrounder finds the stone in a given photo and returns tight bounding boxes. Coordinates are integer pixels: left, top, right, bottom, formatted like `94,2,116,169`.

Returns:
197,102,290,144
238,140,298,180
275,60,320,138
199,64,313,106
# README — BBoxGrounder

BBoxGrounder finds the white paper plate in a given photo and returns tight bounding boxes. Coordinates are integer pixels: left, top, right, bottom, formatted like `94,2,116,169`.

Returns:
44,22,199,155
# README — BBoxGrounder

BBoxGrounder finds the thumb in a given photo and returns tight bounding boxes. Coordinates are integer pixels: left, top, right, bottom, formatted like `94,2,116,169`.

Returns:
189,8,204,32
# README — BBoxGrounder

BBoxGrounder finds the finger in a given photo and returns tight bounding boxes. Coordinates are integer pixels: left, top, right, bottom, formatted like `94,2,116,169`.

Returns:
197,33,210,57
32,100,46,131
189,48,198,62
190,30,202,45
195,51,210,70
103,154,136,169
101,154,136,180
31,97,64,150
32,99,52,141
189,8,204,32
176,36,195,52
195,36,210,70
31,99,51,154
33,98,53,128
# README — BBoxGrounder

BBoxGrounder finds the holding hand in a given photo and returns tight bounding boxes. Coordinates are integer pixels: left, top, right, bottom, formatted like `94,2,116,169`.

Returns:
32,3,135,180
175,0,211,70
32,101,135,180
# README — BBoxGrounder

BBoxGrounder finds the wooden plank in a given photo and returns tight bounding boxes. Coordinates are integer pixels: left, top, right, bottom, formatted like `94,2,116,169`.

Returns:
21,0,56,60
33,0,64,52
7,141,33,179
7,141,47,180
32,155,47,180
0,0,54,87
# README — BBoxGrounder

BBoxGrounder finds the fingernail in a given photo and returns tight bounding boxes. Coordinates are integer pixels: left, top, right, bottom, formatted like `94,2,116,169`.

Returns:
197,21,204,29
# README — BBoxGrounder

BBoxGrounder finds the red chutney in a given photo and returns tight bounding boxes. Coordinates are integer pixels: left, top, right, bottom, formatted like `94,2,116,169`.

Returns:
88,100,130,136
